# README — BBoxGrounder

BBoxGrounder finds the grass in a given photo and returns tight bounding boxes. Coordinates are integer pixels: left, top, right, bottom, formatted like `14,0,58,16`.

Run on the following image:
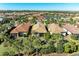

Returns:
0,44,17,56
0,44,9,55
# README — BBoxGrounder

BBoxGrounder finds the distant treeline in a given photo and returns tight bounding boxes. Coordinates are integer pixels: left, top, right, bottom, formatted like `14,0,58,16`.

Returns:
0,10,79,13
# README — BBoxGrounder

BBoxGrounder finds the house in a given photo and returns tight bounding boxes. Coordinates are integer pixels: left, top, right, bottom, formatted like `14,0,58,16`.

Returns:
47,23,65,35
72,16,79,20
32,22,47,36
75,22,79,28
10,22,31,39
63,23,79,35
0,17,3,23
36,16,45,21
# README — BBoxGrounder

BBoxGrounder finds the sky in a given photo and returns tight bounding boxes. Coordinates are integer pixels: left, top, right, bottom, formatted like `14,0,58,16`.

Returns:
0,3,79,11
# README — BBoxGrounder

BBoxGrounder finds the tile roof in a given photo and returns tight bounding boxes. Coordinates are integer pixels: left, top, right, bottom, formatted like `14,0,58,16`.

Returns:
63,23,79,34
38,16,45,19
10,22,31,33
48,23,64,33
32,22,47,33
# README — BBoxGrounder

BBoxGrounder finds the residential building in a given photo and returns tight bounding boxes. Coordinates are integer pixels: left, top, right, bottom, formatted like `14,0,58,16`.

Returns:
47,23,65,35
32,22,47,36
10,22,31,39
63,23,79,35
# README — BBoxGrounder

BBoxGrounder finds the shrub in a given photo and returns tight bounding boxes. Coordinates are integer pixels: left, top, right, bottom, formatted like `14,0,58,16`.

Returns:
70,42,76,52
40,44,55,54
64,42,76,53
71,35,78,40
51,34,63,41
43,32,51,41
2,51,9,56
64,43,71,53
76,44,79,51
56,40,64,53
48,39,55,45
26,47,35,55
32,38,41,47
0,45,16,56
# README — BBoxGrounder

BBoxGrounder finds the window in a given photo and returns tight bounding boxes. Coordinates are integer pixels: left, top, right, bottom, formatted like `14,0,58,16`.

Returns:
10,33,17,39
18,32,24,36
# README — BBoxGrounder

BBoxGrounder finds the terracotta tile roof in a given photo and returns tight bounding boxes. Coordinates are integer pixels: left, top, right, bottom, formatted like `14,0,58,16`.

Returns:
32,22,47,33
48,23,64,33
36,16,45,21
63,23,79,34
10,22,31,33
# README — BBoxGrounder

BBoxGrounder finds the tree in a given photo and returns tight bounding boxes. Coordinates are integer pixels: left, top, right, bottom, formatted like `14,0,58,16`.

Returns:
71,35,79,40
0,33,5,44
70,41,76,52
56,40,64,53
64,42,71,53
40,44,55,54
51,34,63,41
76,44,79,51
64,42,76,53
58,19,65,26
68,18,76,24
43,32,51,41
43,19,49,25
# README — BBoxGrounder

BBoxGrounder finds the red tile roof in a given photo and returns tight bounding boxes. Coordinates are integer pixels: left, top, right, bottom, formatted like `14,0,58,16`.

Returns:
10,22,31,33
36,16,45,21
63,24,79,34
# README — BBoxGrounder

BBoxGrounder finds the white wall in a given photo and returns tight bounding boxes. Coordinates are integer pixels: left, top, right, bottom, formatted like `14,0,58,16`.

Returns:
63,28,72,35
0,17,3,21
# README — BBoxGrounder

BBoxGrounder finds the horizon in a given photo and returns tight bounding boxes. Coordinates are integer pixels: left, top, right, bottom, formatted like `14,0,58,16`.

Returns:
0,3,79,11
